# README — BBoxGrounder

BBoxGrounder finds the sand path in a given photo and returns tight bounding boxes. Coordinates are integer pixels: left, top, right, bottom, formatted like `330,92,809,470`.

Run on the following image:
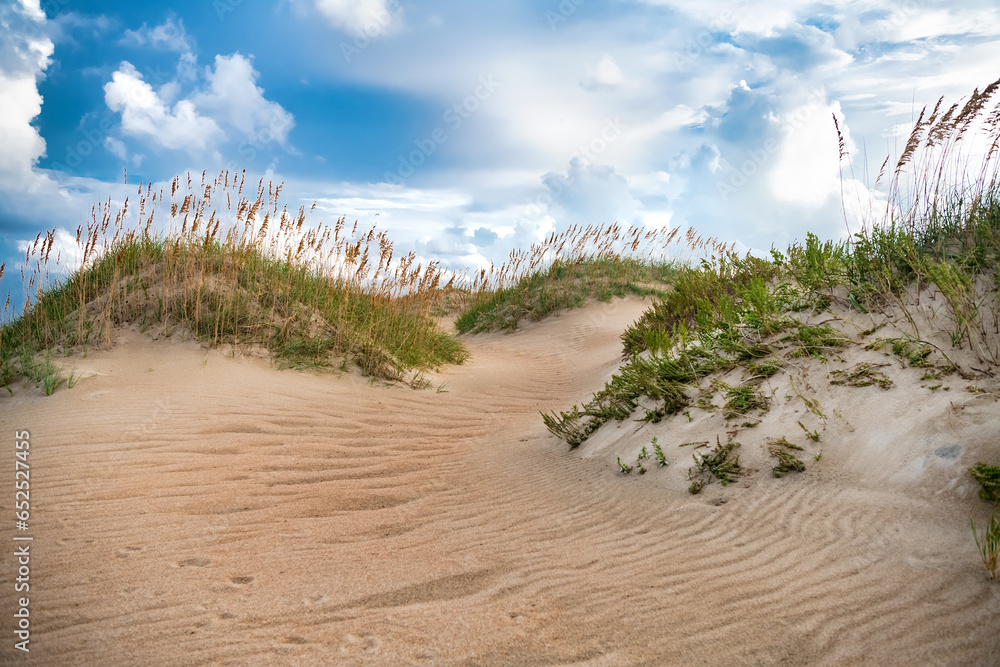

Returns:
2,296,998,665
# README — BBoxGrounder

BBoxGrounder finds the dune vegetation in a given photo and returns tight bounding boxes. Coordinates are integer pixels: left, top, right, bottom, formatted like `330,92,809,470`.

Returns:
0,170,727,395
2,174,467,390
542,81,1000,451
1,82,999,580
540,81,1000,576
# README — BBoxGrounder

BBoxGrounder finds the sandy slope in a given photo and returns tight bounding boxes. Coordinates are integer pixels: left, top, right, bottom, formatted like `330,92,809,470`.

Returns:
1,295,998,665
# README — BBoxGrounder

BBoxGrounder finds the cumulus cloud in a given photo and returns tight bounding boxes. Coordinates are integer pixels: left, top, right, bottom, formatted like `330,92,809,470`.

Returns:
541,158,644,227
0,0,54,190
0,2,111,271
312,0,401,37
103,53,293,156
104,136,127,161
120,16,192,52
768,98,846,208
708,80,778,145
738,23,852,71
290,0,998,260
104,62,223,152
193,54,295,145
15,0,44,22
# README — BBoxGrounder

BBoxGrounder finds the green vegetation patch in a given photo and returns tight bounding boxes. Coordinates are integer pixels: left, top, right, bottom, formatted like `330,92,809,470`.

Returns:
747,358,783,378
688,438,742,493
971,510,1000,580
1,178,470,394
715,380,770,419
784,324,851,358
4,347,65,396
866,337,933,367
970,463,1000,503
542,349,724,447
829,363,894,389
768,437,806,478
456,257,675,334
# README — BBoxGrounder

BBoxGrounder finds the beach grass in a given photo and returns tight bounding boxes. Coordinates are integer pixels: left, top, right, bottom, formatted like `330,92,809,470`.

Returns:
455,256,677,334
1,173,473,388
971,510,1000,580
542,80,1000,449
1,171,729,393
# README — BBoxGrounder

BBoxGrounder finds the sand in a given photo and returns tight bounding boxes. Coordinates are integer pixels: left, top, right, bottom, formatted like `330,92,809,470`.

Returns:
1,295,999,665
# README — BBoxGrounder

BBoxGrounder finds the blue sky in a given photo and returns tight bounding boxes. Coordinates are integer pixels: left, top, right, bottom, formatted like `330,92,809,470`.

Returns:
3,0,1000,303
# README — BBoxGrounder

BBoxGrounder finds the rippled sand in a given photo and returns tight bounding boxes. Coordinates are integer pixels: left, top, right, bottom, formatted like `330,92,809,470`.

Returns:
1,296,998,665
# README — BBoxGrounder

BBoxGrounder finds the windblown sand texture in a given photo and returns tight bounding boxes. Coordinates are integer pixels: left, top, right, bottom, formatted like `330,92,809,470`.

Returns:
2,295,999,665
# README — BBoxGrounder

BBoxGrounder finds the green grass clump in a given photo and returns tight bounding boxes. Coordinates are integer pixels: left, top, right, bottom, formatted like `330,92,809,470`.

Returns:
688,438,742,493
971,510,1000,580
768,438,806,477
542,346,723,446
829,363,894,389
652,437,668,467
969,463,1000,503
617,457,633,475
866,337,934,367
747,358,783,378
798,421,821,442
455,256,677,334
714,380,769,419
541,406,599,448
7,347,65,396
784,324,850,359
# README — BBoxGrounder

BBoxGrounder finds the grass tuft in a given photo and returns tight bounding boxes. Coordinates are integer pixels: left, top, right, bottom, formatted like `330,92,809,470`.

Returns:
688,437,742,493
829,363,894,389
971,510,1000,580
969,463,1000,503
715,380,769,420
768,437,806,478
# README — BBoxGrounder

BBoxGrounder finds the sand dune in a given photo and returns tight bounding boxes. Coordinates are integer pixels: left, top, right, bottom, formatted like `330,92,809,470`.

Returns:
2,295,999,665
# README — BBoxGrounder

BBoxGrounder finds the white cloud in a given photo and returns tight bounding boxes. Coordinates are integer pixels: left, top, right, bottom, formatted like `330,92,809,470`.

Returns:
0,72,49,187
631,0,804,36
582,53,624,91
193,54,295,145
16,0,44,22
104,136,127,160
0,4,112,281
176,51,197,81
285,0,1000,258
769,99,846,208
870,7,1000,44
47,12,113,47
313,0,401,37
629,105,709,146
120,16,192,52
103,54,294,156
542,158,645,227
16,227,85,275
104,62,223,152
0,0,54,191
